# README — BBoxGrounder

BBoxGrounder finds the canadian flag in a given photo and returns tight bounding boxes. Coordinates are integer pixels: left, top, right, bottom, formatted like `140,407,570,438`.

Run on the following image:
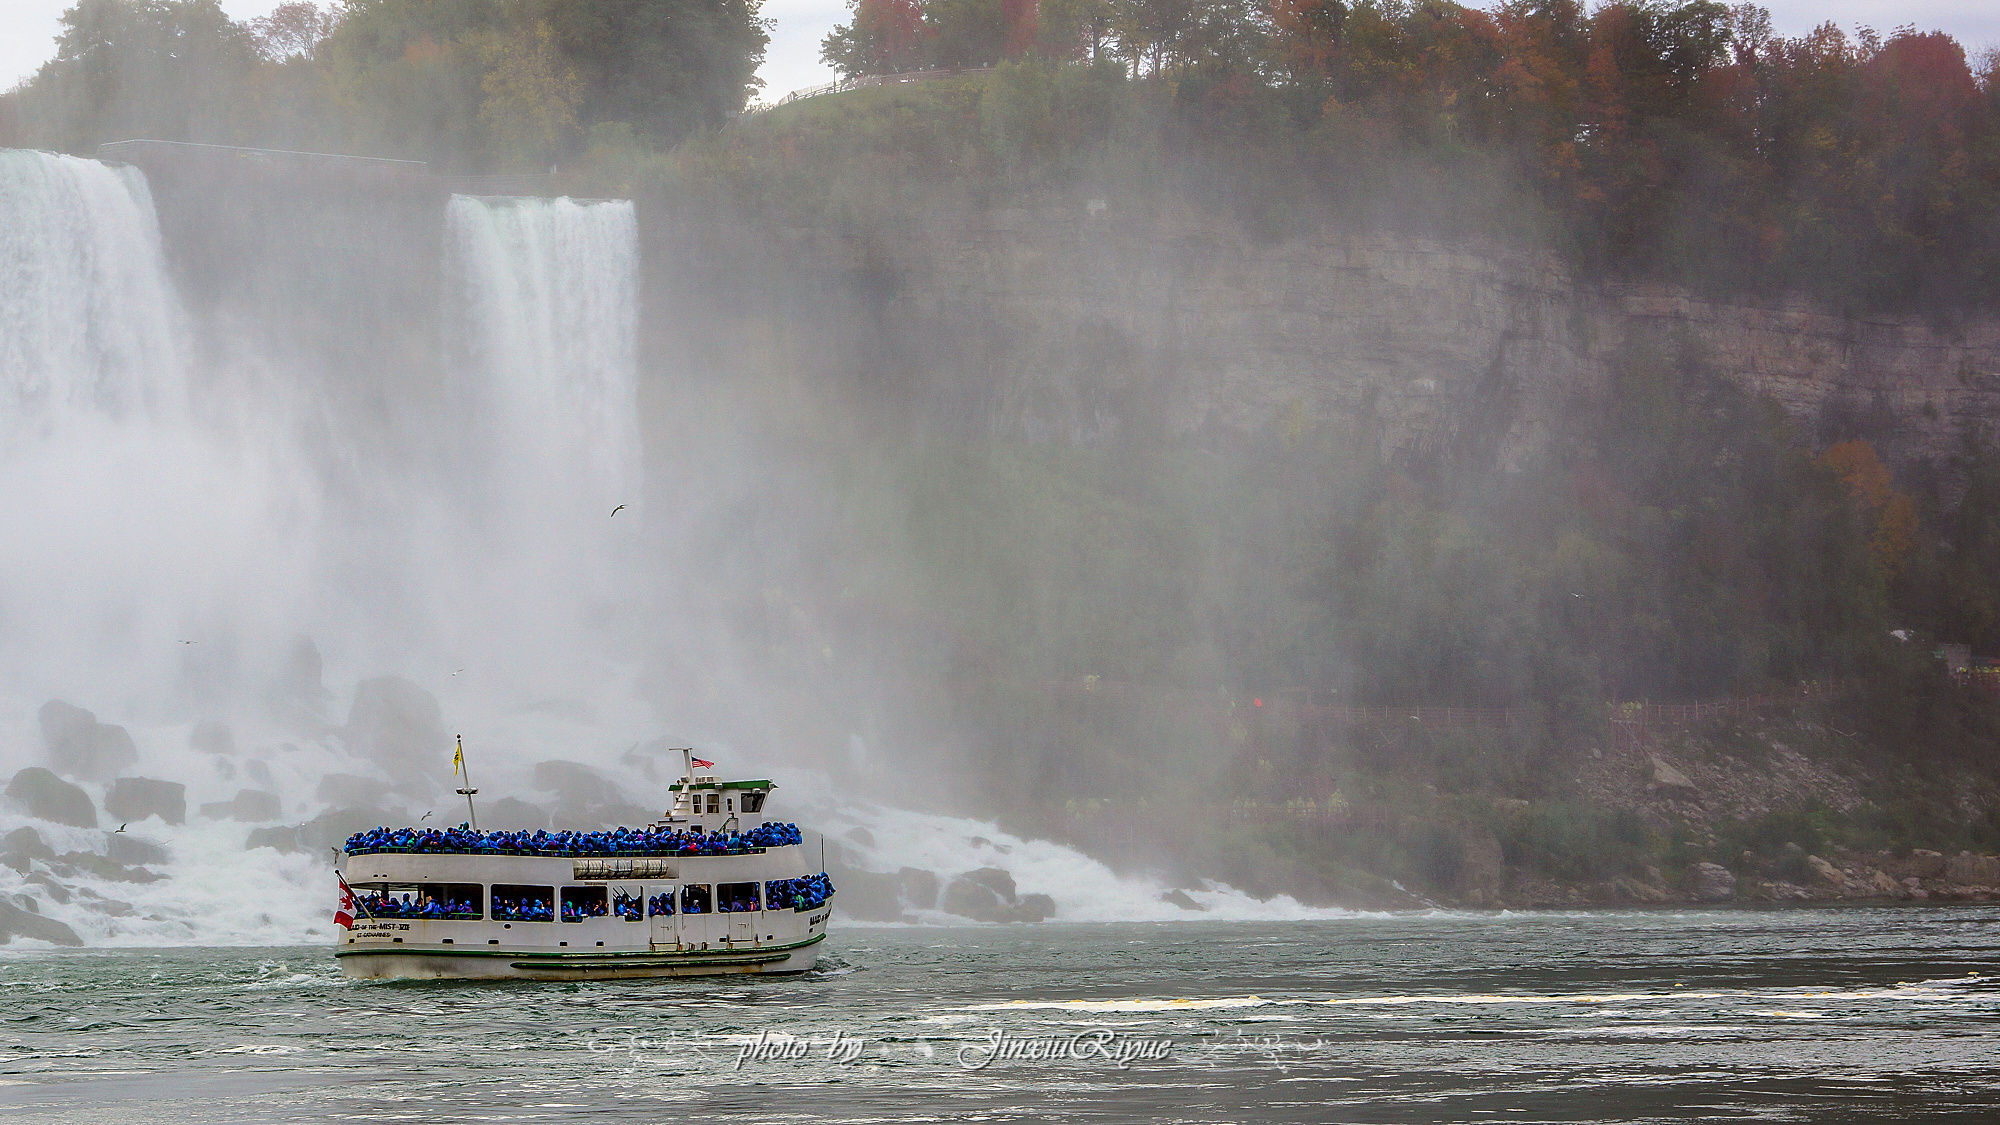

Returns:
334,877,357,930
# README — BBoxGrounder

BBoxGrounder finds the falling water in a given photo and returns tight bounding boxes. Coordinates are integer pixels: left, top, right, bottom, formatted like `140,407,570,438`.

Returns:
444,194,641,516
0,150,183,442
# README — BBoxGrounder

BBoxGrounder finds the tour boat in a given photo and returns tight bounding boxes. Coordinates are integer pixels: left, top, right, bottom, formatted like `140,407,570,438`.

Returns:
333,751,833,980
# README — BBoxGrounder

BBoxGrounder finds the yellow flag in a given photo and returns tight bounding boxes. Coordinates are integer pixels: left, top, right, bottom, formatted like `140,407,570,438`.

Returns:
453,736,464,777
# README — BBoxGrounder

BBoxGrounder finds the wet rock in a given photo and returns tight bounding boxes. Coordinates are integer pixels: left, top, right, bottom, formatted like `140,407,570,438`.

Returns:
1945,852,2000,886
78,889,134,917
825,865,904,922
1648,755,1697,792
960,866,1018,903
1805,855,1845,888
5,767,97,828
244,761,275,788
483,797,551,831
897,866,939,909
2,827,56,871
244,825,298,852
844,826,876,848
39,700,138,781
52,852,161,883
1892,849,1947,879
1690,862,1736,900
104,778,187,826
189,719,236,755
200,789,282,822
267,636,333,722
1612,876,1670,903
25,876,70,904
1013,893,1055,922
1866,869,1903,897
106,834,169,866
1161,888,1206,911
940,876,1009,921
315,774,385,806
0,899,81,946
1458,832,1505,897
531,760,615,823
344,676,447,787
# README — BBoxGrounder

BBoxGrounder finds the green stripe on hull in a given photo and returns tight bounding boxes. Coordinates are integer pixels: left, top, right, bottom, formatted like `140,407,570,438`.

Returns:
337,930,826,972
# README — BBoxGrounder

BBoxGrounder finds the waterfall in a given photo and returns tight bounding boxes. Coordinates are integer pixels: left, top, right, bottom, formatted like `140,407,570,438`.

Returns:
0,150,184,446
444,195,641,516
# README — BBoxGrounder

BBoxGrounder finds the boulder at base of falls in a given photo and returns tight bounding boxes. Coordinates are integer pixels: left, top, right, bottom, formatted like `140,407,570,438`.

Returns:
825,865,906,921
343,676,446,789
1945,852,2000,886
940,871,1050,922
898,866,940,910
39,701,138,782
5,767,97,828
104,777,187,826
1690,862,1737,900
0,899,81,947
200,789,282,822
106,834,169,866
483,798,551,831
50,852,161,883
189,719,236,756
1161,888,1207,911
245,806,410,856
1,827,56,874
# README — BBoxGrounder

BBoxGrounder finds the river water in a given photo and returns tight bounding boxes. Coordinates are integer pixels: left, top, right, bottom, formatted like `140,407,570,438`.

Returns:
1,907,1995,1123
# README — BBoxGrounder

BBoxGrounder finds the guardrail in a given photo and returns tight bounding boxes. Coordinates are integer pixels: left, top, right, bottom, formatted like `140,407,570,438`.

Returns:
742,66,996,117
98,138,427,170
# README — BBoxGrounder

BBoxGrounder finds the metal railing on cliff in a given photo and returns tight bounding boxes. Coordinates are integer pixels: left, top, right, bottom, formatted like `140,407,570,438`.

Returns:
740,67,996,118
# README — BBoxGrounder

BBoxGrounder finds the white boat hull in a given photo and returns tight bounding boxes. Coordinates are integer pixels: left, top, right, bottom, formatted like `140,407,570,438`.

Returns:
336,844,833,981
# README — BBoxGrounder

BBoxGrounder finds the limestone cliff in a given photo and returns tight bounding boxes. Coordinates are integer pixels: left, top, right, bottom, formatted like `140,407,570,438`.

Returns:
690,202,2000,468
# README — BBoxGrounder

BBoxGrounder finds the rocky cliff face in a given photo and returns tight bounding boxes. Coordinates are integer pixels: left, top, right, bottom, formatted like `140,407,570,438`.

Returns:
719,203,2000,467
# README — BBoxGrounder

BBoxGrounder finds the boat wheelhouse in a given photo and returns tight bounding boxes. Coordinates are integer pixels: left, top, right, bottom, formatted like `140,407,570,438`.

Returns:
335,756,833,980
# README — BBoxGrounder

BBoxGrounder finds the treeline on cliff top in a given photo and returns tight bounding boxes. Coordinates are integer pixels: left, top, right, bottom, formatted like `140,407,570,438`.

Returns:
797,0,2000,312
0,0,769,168
3,1,1995,311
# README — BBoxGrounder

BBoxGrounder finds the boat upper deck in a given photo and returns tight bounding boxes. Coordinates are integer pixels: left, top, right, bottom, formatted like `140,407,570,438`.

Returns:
344,821,805,858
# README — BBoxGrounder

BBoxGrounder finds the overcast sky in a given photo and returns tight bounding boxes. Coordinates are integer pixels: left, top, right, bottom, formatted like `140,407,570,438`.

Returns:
2,0,1995,111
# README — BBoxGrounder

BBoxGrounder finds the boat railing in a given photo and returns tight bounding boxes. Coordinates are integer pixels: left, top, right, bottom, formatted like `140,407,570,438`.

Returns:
345,845,770,859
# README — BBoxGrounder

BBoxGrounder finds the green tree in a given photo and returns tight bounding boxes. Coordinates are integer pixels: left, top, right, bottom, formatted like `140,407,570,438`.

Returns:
13,0,262,152
479,20,581,166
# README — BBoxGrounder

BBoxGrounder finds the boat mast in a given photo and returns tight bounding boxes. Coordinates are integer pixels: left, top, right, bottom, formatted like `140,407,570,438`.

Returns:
454,734,480,831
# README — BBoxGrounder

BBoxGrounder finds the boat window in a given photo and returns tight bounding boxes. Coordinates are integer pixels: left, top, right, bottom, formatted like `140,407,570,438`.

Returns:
561,886,609,922
492,884,555,922
718,882,760,912
741,792,766,813
613,889,644,921
647,889,675,917
680,883,712,914
351,882,482,919
705,793,721,815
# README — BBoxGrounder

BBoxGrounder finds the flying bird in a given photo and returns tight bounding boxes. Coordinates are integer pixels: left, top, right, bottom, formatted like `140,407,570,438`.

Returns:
610,504,625,516
115,823,127,833
451,669,464,677
180,639,196,645
420,810,433,822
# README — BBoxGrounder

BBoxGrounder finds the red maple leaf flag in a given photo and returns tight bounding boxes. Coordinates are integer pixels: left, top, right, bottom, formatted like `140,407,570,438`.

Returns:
334,876,357,930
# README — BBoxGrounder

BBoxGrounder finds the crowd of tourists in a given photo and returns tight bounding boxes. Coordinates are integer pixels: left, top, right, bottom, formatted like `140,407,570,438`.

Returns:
343,821,805,857
356,890,478,919
765,873,834,912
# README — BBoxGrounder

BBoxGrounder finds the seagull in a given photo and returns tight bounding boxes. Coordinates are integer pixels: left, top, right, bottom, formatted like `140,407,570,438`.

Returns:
420,810,433,822
115,823,127,833
610,504,625,516
180,639,196,645
451,669,464,677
